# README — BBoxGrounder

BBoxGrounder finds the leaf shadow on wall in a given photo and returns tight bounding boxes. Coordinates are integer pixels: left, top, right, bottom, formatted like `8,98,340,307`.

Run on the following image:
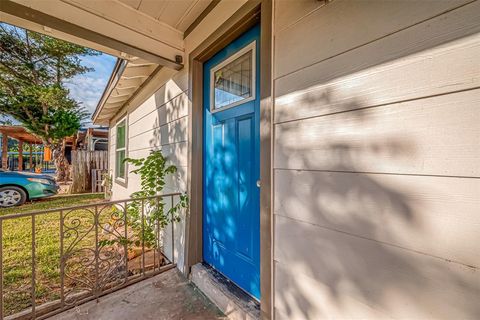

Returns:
141,85,188,268
272,88,480,319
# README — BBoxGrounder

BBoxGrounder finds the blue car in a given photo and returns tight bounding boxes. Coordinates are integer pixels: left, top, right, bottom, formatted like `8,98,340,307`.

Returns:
0,169,59,207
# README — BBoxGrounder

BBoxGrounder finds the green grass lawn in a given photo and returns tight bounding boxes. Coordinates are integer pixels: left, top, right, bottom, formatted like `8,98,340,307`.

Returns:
0,193,107,316
0,193,104,215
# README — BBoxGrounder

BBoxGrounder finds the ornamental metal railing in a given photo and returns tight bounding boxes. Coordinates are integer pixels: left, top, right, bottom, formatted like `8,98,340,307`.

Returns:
0,193,181,320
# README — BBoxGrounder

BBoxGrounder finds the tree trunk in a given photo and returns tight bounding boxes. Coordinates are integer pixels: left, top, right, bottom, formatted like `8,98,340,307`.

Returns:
49,140,70,182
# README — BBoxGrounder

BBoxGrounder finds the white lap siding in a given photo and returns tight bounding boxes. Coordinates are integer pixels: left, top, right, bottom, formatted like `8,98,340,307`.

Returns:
272,0,480,319
109,71,189,270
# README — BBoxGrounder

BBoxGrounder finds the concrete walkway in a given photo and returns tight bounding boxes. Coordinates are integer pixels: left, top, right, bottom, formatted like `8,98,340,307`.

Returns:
50,269,226,320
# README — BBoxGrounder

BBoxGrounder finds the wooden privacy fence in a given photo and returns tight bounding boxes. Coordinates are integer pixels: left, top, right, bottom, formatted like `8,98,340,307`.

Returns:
70,150,108,193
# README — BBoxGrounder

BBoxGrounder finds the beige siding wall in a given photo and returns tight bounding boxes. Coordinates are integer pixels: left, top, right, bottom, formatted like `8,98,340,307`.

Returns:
108,70,189,270
273,0,480,319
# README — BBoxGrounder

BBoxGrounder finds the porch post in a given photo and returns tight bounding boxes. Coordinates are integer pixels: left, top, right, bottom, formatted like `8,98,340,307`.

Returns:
259,1,273,317
72,135,77,151
18,140,24,171
1,134,7,170
29,143,33,171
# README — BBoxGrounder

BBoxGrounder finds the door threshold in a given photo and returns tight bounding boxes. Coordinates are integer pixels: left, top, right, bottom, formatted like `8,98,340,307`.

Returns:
190,263,260,320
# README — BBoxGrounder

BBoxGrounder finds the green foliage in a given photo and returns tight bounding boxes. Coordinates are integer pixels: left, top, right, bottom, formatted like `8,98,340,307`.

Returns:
121,151,189,248
0,23,96,145
127,150,178,198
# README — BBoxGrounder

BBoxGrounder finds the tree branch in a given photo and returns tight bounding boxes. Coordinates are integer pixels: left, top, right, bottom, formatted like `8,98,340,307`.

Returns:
0,61,32,84
25,31,40,85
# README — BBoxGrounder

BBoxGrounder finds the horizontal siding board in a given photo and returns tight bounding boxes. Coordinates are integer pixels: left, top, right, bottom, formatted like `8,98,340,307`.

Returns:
274,216,480,320
274,0,326,32
274,0,471,79
160,142,188,167
128,141,188,167
274,89,480,177
275,32,480,123
128,116,188,149
163,164,187,193
275,1,480,112
127,95,160,127
274,262,391,320
128,92,188,136
126,165,187,192
274,169,480,268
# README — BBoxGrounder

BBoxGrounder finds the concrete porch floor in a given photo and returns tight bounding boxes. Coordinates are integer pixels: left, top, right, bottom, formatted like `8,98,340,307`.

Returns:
50,269,226,320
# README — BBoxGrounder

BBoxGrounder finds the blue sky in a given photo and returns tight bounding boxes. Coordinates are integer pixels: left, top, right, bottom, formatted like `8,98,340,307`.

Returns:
65,53,117,125
1,52,116,126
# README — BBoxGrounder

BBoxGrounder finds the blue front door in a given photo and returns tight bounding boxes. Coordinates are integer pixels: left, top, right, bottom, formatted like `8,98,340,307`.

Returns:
203,25,260,299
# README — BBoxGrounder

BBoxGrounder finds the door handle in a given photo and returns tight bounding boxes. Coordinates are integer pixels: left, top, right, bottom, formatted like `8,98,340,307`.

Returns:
256,180,261,188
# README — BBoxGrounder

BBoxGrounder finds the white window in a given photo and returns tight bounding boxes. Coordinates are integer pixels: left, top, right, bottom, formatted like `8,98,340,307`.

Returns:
210,41,256,112
115,117,127,181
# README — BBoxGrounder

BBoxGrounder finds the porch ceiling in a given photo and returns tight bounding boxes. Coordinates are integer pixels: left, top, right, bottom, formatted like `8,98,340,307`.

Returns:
117,0,213,33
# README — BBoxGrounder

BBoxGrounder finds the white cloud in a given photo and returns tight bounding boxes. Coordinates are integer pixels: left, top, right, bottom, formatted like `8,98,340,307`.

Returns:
64,54,117,120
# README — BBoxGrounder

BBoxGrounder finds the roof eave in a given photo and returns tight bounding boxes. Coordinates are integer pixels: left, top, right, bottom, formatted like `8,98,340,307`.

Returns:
91,58,127,125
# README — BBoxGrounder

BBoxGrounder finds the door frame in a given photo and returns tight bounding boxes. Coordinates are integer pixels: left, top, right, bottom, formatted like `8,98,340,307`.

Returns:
185,0,272,318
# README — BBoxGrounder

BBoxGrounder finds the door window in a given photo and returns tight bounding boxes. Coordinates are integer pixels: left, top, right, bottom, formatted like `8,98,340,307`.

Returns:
210,41,256,111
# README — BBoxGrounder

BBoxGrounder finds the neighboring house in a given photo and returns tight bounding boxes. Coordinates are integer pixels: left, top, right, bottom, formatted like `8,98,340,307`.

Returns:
0,126,102,171
75,127,109,151
3,1,479,319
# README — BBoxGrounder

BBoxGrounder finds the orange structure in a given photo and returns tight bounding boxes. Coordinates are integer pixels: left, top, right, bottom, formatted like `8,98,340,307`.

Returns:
43,146,52,161
0,126,76,171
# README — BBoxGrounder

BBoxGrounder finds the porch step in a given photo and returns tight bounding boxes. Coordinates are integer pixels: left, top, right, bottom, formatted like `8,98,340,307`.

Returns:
190,263,260,320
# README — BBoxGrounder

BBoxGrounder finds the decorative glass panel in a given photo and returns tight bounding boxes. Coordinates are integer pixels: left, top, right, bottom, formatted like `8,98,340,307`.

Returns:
213,49,253,110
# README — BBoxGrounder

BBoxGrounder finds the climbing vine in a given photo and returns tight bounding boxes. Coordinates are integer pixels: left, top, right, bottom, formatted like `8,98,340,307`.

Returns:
127,151,188,245
100,151,188,248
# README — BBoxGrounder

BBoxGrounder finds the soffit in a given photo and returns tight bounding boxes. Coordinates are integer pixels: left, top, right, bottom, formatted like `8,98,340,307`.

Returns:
117,0,213,32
